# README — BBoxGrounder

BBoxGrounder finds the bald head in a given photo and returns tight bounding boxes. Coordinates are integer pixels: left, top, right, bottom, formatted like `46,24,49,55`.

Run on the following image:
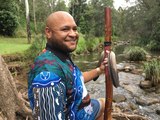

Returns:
45,11,79,53
46,11,75,28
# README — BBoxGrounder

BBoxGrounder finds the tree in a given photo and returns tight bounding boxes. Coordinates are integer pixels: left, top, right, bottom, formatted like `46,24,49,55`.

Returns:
69,0,88,26
0,0,18,13
120,0,160,50
80,0,114,37
0,56,32,119
54,0,68,11
0,11,18,36
33,0,37,34
0,0,18,36
25,0,31,44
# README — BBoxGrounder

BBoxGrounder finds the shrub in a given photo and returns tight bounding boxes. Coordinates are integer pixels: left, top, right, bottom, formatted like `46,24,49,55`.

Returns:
85,37,99,52
123,46,147,61
25,35,46,60
143,59,160,86
147,40,160,51
0,10,18,36
76,36,87,54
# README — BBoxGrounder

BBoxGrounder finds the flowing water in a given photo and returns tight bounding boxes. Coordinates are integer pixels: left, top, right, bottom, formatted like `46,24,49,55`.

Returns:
72,45,160,120
11,44,159,119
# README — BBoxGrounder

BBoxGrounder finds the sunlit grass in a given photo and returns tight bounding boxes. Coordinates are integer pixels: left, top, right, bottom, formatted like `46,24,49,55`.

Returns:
143,59,160,86
0,37,31,55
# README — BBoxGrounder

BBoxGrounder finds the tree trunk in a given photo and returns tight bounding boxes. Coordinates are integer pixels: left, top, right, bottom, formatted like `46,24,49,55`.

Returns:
0,56,16,120
25,0,31,44
0,56,32,119
33,0,37,34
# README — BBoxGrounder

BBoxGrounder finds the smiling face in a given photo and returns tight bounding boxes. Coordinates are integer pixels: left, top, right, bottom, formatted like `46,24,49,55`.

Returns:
45,11,79,53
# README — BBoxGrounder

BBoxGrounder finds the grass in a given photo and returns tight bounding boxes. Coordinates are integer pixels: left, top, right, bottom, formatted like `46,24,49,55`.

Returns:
0,37,31,55
143,59,160,86
123,46,147,61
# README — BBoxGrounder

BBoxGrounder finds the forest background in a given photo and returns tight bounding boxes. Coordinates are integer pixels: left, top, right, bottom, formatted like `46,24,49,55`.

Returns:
0,0,160,56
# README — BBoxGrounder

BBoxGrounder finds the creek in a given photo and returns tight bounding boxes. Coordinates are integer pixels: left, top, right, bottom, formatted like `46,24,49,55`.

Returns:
73,45,160,120
9,44,159,119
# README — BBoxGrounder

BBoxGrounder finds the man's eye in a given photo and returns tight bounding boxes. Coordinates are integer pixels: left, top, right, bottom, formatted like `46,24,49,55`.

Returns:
62,28,69,31
73,28,77,31
61,27,77,32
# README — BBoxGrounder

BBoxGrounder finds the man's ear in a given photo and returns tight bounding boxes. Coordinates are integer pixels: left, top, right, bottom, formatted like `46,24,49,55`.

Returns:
45,27,52,39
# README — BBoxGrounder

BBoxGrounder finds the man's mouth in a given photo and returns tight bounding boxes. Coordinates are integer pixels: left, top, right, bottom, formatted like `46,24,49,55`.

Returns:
65,39,77,42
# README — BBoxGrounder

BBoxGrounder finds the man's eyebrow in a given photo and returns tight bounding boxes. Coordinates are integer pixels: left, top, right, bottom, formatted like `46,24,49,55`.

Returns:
60,25,77,28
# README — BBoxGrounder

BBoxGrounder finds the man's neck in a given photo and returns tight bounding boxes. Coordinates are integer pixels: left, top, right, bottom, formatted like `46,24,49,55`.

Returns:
46,42,70,61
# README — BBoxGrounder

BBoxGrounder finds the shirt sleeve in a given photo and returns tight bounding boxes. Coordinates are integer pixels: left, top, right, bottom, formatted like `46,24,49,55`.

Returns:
30,71,66,120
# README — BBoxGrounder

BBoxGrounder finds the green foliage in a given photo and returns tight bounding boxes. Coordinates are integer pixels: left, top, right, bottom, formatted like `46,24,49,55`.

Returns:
86,0,114,37
0,0,18,36
85,37,100,52
76,36,87,54
69,0,114,38
79,16,88,34
25,35,46,60
0,10,18,36
15,27,27,38
11,0,67,37
147,40,160,51
119,0,160,51
143,59,160,86
54,0,68,11
78,10,93,35
75,35,101,54
112,35,119,41
69,0,88,26
123,46,147,61
0,0,18,13
15,16,27,37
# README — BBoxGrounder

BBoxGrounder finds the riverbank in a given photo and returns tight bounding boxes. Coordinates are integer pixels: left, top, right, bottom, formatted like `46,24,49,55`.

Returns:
86,71,160,120
1,51,160,119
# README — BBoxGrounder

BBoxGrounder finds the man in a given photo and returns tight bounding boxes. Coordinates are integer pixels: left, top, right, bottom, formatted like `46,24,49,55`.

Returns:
28,11,107,120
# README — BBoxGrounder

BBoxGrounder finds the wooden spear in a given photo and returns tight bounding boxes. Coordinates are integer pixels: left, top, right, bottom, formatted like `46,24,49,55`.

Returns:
104,7,113,120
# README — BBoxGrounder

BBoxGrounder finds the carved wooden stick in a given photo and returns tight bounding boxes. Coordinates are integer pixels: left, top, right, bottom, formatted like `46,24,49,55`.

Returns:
104,7,113,120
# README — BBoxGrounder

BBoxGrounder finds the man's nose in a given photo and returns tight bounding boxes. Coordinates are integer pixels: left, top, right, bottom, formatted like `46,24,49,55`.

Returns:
68,29,78,37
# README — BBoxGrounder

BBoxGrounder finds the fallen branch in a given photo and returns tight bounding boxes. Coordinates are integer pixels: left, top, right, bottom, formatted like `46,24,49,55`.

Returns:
112,112,148,120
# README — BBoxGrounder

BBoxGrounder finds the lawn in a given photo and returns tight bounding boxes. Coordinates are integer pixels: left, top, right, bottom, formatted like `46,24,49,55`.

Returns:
0,37,31,55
